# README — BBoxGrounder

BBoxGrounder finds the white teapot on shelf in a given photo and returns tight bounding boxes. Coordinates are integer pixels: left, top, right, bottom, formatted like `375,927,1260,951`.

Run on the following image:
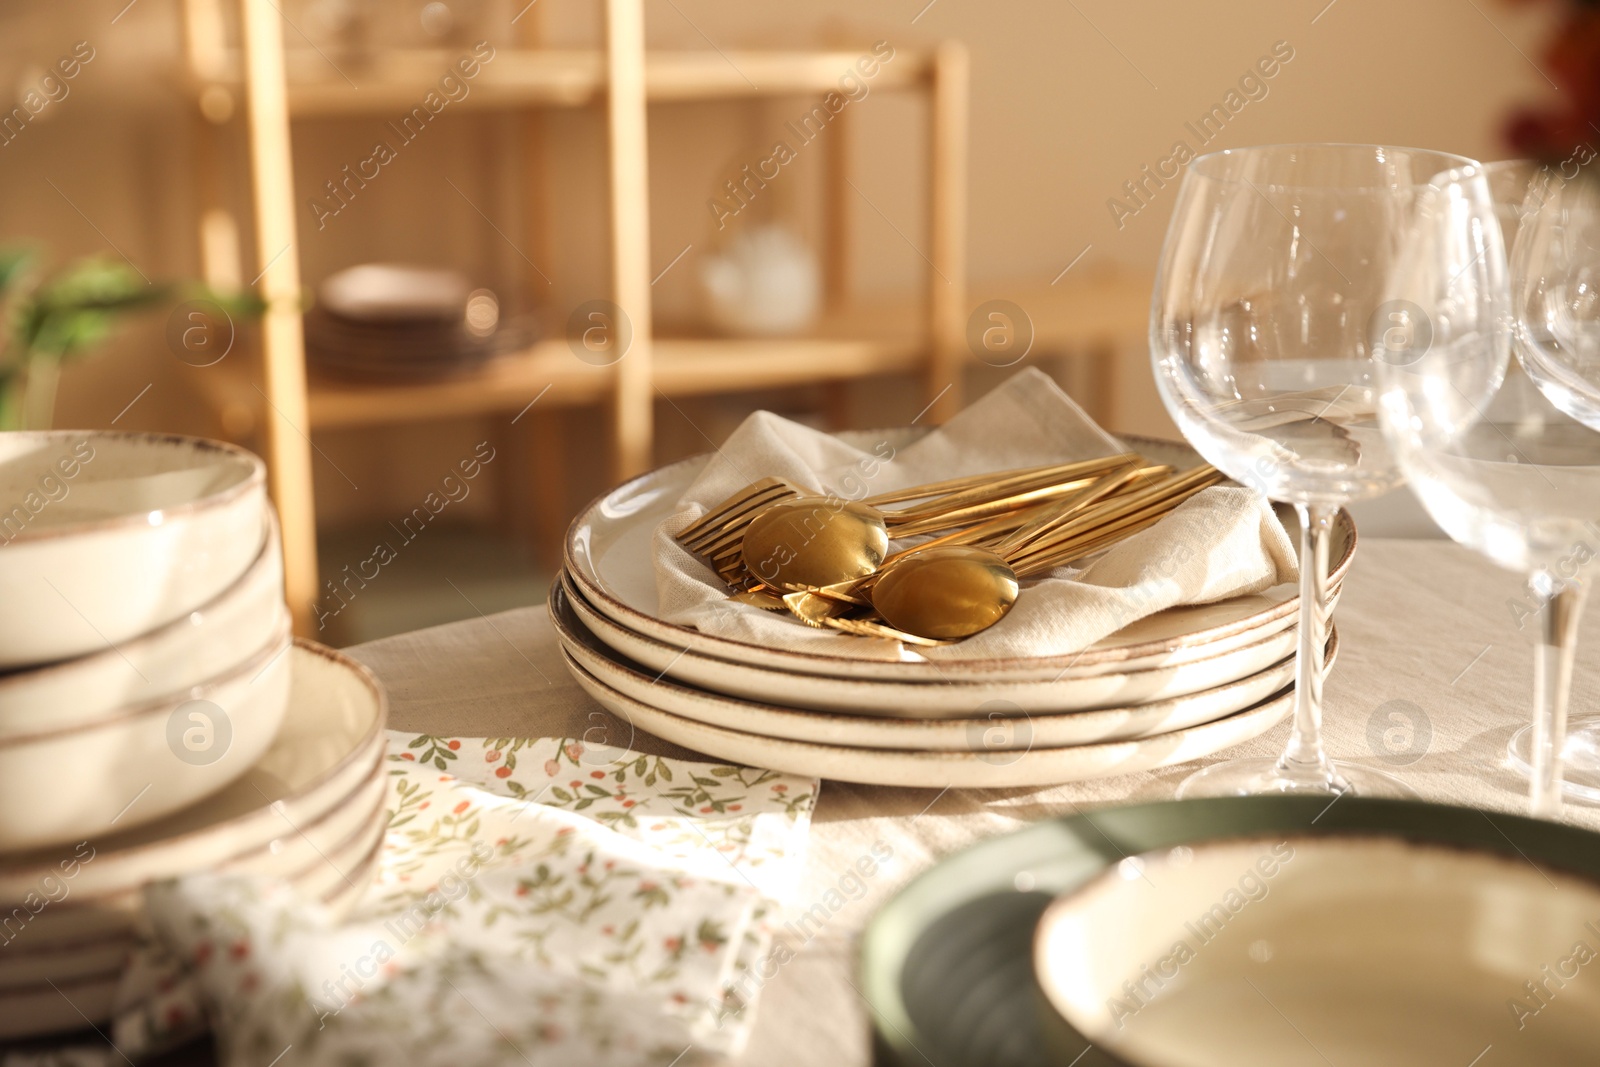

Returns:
699,225,821,337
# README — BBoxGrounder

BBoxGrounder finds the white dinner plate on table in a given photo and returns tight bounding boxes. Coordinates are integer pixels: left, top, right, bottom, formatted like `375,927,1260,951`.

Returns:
560,574,1316,716
0,806,387,1040
563,433,1354,683
0,776,388,990
0,762,388,990
561,634,1327,788
555,581,1330,747
0,642,386,945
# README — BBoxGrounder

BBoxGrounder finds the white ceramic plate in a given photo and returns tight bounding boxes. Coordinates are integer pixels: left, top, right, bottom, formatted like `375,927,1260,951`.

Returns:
0,619,293,851
559,583,1336,750
560,575,1309,716
0,641,385,901
0,765,388,986
0,506,285,736
0,804,386,1040
563,433,1355,683
0,432,267,669
1035,834,1600,1066
562,642,1318,788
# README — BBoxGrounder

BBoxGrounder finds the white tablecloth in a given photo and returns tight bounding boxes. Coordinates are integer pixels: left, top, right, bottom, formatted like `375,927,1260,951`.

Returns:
343,538,1600,1065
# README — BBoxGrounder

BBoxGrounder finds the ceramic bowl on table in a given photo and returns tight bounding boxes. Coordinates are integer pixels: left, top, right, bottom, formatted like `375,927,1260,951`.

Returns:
0,432,266,668
0,507,284,737
0,616,292,851
862,796,1600,1067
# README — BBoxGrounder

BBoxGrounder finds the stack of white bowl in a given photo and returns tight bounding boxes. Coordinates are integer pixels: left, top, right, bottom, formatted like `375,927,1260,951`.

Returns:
553,434,1356,788
0,432,388,1039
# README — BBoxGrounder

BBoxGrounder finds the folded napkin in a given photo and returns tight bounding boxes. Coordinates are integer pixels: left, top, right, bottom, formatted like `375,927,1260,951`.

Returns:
18,733,816,1067
654,369,1298,661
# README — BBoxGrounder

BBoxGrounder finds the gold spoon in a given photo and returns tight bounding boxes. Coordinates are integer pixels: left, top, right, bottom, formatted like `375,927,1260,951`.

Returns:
739,499,891,589
869,545,1021,640
731,454,1137,590
759,462,1164,624
871,465,1226,640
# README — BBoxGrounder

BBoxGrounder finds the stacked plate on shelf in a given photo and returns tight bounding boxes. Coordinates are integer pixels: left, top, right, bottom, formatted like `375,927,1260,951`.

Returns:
0,432,388,1039
304,263,504,381
552,433,1356,788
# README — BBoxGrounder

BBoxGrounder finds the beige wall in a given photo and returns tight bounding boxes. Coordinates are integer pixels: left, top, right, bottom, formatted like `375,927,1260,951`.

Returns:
0,0,1554,526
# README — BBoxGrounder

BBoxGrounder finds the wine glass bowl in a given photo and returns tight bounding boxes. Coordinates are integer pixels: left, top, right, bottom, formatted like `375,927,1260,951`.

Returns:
1513,173,1600,433
1154,144,1475,509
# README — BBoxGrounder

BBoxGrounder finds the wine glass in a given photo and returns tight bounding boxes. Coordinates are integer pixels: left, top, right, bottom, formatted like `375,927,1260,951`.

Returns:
1152,143,1476,798
1490,161,1600,810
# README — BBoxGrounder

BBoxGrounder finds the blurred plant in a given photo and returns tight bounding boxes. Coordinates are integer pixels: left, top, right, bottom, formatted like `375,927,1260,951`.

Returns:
0,249,164,430
1505,0,1600,163
0,248,263,431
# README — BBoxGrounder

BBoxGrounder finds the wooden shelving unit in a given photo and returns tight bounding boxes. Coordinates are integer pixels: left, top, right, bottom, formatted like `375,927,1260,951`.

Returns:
191,47,943,113
180,0,969,635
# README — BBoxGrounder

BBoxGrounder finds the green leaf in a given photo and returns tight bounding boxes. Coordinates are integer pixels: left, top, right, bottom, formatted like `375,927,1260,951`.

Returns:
0,248,36,295
710,766,737,777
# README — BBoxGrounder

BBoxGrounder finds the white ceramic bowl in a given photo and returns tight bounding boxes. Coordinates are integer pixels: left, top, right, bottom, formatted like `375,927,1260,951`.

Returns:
0,618,292,851
0,507,284,737
1036,834,1600,1065
0,432,266,669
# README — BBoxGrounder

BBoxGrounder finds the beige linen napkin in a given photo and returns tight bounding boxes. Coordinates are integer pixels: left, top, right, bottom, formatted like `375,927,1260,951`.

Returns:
653,369,1298,662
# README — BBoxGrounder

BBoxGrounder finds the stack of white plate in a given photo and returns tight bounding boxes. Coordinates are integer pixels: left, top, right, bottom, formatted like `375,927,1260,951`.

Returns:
553,434,1355,788
0,432,388,1039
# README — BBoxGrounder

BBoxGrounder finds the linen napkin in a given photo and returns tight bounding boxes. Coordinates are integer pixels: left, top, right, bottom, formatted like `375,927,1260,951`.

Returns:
653,369,1299,661
15,732,816,1067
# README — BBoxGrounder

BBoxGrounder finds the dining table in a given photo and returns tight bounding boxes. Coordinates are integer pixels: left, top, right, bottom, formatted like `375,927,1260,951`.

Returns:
320,535,1600,1065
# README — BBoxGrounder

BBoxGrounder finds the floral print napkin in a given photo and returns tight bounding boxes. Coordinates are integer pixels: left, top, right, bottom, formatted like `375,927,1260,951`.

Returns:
32,733,816,1067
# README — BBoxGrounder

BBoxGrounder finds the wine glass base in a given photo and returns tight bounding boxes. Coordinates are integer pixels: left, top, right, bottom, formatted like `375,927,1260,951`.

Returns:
1507,717,1600,805
1175,757,1420,800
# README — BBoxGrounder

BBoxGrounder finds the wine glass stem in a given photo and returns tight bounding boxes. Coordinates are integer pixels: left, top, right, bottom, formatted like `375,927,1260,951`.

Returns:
1529,578,1585,820
1277,502,1338,786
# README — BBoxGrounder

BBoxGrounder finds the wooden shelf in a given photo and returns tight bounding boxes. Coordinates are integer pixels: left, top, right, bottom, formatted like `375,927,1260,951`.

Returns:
193,0,966,634
189,332,925,432
191,47,933,117
186,270,1150,436
781,270,1155,348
